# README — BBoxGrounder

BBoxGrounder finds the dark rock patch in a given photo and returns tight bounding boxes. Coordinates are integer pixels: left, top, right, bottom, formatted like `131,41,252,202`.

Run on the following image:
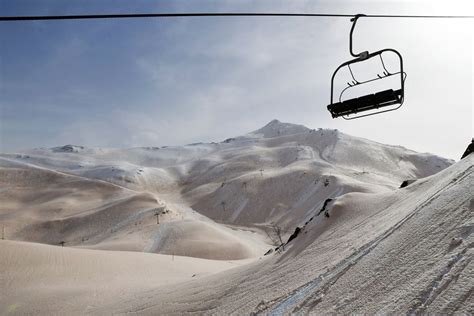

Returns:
286,227,301,244
461,139,473,159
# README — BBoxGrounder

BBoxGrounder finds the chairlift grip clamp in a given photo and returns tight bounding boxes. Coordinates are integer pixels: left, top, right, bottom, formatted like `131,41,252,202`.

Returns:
350,14,367,22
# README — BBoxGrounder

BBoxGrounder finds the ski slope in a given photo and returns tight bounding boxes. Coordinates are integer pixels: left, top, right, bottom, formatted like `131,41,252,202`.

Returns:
1,120,468,315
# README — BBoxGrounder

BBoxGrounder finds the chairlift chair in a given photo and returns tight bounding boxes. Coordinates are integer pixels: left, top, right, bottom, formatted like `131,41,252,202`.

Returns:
327,14,407,119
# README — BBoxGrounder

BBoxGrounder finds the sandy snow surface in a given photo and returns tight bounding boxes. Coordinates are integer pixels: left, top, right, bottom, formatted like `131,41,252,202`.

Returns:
1,120,471,315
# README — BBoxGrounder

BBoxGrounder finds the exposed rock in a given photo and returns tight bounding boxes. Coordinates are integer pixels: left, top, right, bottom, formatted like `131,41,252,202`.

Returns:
51,145,84,153
286,227,302,244
400,179,417,188
460,139,473,159
263,248,273,256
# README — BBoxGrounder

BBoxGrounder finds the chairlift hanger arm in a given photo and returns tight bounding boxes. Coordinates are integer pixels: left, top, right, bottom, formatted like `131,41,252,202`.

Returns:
349,14,368,59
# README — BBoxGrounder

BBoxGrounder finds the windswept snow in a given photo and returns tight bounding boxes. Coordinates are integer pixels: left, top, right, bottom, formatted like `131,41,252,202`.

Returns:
94,155,472,315
1,119,467,315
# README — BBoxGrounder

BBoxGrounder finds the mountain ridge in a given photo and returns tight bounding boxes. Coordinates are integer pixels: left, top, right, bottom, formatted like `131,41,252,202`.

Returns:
0,119,453,244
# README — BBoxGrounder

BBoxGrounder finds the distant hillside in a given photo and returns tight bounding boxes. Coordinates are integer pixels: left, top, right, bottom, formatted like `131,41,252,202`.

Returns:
1,120,453,234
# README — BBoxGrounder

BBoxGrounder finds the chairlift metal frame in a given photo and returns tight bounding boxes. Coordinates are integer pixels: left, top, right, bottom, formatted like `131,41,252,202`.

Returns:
327,14,407,119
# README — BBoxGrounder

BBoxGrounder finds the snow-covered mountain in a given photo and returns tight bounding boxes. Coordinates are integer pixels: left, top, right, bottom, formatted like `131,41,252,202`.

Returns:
1,120,470,315
1,120,452,231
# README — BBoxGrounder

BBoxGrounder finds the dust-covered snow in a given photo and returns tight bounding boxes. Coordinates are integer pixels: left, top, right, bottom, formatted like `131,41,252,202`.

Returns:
1,120,470,315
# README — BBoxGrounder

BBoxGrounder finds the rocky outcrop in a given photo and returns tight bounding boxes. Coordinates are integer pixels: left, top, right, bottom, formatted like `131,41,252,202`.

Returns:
460,139,473,159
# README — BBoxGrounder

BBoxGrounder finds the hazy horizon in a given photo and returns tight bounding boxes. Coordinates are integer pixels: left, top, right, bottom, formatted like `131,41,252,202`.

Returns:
1,0,473,160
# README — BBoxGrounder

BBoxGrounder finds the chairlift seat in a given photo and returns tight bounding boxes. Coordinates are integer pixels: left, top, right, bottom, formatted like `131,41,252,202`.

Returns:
374,89,402,105
327,89,402,118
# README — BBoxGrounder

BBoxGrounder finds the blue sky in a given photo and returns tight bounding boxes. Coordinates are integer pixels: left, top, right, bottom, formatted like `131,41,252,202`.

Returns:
0,0,472,159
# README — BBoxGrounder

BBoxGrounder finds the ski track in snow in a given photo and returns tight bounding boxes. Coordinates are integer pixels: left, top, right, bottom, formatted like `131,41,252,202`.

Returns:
230,198,249,223
407,243,472,314
268,165,473,314
292,182,321,210
268,207,276,218
145,222,171,253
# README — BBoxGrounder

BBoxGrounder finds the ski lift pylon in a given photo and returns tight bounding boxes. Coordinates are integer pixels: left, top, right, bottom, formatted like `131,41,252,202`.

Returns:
327,14,406,119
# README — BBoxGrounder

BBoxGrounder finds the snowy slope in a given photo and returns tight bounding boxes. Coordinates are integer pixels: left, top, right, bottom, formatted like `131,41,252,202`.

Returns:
0,120,453,234
0,119,467,315
92,154,473,315
0,240,250,315
0,157,268,260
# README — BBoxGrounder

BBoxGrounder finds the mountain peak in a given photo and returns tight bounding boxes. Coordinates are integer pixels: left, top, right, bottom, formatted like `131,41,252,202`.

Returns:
51,144,85,153
268,119,281,125
249,119,310,138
